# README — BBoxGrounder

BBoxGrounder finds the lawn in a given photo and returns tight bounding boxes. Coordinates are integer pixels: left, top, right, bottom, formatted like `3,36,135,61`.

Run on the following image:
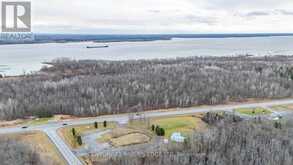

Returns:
59,122,116,149
2,131,66,165
150,115,206,138
98,114,205,145
235,107,272,116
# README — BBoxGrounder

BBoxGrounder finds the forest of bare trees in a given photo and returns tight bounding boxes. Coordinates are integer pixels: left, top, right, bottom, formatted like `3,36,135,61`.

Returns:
0,138,54,165
93,113,293,165
1,56,293,120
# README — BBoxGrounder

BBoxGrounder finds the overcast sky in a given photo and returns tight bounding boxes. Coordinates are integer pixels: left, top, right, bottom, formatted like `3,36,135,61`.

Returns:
28,0,293,34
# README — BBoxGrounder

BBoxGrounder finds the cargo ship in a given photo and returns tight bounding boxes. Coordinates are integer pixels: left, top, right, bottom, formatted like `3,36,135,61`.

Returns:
86,45,109,49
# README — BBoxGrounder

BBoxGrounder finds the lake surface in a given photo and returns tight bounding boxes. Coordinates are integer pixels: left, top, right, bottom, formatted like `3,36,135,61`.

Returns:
1,36,293,75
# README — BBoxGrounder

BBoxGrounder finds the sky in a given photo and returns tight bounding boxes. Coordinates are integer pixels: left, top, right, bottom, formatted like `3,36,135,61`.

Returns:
17,0,293,33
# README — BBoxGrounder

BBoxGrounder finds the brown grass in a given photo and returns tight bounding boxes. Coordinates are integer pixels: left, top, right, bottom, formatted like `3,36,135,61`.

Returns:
110,133,150,147
97,127,153,146
2,131,66,165
110,128,141,138
0,119,25,127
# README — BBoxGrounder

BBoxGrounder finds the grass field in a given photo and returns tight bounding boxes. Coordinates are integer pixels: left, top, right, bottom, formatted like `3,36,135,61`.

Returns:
22,115,77,126
2,131,66,165
150,115,206,138
59,122,116,149
24,117,54,126
235,107,272,116
272,104,293,111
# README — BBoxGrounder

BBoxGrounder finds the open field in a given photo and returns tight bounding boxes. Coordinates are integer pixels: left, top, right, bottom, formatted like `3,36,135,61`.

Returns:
271,104,293,111
59,122,116,149
127,114,206,138
235,107,272,116
1,131,66,165
150,115,206,138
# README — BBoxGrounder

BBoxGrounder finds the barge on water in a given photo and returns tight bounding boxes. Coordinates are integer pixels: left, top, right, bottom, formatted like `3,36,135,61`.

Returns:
86,45,109,49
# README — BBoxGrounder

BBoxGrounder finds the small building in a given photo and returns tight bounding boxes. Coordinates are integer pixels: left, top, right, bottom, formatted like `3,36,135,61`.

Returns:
170,132,185,143
163,139,169,144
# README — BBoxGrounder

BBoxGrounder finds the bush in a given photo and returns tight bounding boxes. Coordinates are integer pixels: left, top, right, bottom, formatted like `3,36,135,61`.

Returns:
154,126,165,136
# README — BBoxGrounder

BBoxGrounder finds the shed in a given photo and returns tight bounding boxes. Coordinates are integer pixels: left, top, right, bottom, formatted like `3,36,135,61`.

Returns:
170,132,185,143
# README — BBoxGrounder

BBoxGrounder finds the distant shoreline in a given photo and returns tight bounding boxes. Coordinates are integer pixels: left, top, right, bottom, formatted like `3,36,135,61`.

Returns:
1,33,293,45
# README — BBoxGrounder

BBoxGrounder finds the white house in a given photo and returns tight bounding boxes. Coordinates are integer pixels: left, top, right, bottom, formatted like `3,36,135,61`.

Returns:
170,132,185,143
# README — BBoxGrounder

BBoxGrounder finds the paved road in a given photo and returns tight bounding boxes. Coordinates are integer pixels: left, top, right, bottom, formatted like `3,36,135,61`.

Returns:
1,98,293,165
74,130,111,156
44,128,83,165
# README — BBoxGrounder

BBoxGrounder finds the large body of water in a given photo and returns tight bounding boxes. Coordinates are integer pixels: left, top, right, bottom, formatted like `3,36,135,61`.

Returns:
1,36,293,75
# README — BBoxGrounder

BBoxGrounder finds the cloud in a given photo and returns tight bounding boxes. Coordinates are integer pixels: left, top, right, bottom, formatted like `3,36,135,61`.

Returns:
244,11,271,17
276,9,293,15
185,15,218,25
26,0,293,33
148,10,161,13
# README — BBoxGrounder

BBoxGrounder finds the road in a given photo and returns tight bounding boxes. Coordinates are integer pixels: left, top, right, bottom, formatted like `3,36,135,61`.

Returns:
44,128,83,165
1,98,293,165
74,130,111,156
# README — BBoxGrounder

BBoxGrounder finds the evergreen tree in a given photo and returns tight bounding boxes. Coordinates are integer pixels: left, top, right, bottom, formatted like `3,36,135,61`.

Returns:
160,128,165,136
155,126,160,135
72,128,76,137
77,136,82,145
94,122,98,129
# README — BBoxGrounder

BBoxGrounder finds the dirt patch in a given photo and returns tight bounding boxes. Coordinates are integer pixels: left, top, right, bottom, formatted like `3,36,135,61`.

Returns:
0,119,25,127
110,133,151,147
54,115,77,120
110,128,141,138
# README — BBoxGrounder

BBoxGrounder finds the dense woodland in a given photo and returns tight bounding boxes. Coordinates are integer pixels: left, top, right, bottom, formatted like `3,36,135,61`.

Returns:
93,113,293,165
0,138,54,165
1,56,293,120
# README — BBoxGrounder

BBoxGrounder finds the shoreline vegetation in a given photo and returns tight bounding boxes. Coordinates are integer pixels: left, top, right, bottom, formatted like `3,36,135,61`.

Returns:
1,55,293,120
